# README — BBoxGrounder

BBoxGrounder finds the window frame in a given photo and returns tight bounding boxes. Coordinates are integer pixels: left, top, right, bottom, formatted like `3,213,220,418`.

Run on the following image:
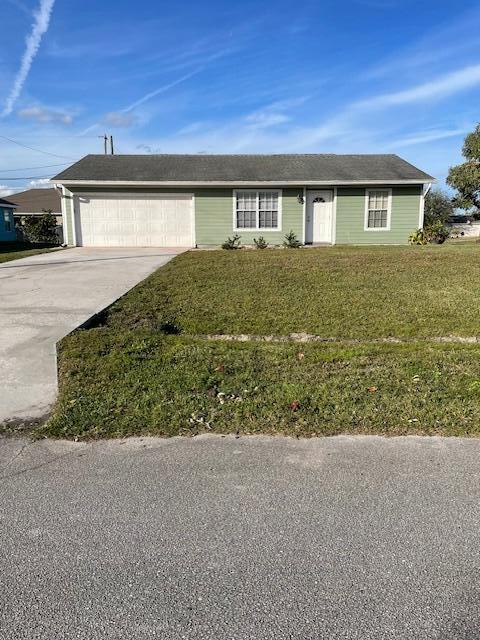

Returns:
364,188,392,232
232,189,282,232
3,210,12,233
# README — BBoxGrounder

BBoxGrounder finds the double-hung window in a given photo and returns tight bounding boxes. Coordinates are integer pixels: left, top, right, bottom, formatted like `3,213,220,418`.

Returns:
234,190,281,230
365,189,391,230
3,210,12,232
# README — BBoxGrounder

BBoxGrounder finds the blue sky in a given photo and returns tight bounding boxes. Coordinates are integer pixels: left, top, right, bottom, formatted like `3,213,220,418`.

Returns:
1,0,479,195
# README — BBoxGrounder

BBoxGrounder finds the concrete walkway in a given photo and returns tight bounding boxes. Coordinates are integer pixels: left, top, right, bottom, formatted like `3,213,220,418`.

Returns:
0,247,183,424
1,434,480,639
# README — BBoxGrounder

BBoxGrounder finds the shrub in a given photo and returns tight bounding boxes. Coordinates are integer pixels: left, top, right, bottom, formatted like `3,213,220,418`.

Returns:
21,212,58,244
283,230,301,248
424,221,450,244
409,229,427,245
222,234,241,250
409,222,450,245
254,236,269,249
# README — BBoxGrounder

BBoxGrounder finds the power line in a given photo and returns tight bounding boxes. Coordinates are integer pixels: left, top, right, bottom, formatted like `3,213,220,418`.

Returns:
0,134,76,160
0,174,54,180
0,162,70,172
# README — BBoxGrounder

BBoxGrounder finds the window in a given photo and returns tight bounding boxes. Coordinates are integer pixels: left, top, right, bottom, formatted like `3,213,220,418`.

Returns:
3,210,12,232
234,190,281,230
365,189,391,230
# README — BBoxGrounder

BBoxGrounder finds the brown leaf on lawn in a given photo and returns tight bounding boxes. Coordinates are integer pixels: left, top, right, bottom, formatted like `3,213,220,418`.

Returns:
290,400,300,412
215,364,225,372
297,352,305,360
367,386,378,393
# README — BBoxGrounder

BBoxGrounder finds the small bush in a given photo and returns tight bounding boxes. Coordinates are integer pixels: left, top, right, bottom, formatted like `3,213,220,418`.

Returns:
409,229,427,245
222,234,241,250
283,230,301,248
424,221,450,244
254,236,269,249
410,223,450,245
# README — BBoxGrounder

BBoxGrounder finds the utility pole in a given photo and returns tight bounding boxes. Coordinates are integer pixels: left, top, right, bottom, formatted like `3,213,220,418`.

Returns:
98,134,108,154
110,135,114,155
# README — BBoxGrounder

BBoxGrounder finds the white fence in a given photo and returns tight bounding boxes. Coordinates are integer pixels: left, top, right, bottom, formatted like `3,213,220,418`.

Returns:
448,221,480,238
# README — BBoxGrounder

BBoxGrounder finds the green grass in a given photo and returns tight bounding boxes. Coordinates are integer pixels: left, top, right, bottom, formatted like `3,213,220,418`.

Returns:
39,331,480,439
104,244,480,338
39,244,480,440
0,241,61,264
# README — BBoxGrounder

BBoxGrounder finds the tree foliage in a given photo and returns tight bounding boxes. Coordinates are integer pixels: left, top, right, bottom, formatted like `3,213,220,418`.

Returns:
22,211,58,244
424,189,454,226
447,124,480,215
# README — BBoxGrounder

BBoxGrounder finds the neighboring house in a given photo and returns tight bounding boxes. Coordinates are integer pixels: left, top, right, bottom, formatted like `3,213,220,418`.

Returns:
11,188,63,243
10,188,62,224
0,197,17,242
52,154,435,248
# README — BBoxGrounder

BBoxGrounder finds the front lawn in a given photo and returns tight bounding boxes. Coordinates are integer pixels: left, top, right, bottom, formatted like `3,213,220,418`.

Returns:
38,244,480,440
104,244,480,338
0,242,61,264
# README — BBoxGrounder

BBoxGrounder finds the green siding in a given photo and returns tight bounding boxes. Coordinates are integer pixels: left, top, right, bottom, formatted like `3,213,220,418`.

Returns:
335,186,422,245
62,184,421,247
195,188,303,246
66,186,303,247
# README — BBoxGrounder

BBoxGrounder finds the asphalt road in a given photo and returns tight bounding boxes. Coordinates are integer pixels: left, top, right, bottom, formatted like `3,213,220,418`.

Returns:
1,434,480,639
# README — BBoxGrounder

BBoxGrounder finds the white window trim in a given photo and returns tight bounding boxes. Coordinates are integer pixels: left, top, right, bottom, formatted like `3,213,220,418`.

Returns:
364,188,392,232
232,189,282,232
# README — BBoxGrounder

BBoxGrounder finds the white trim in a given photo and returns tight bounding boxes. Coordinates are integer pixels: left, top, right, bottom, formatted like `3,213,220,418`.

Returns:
419,182,432,228
302,186,306,244
332,187,337,245
364,188,392,231
72,191,195,248
58,185,68,243
232,188,283,232
305,189,334,244
51,179,436,187
71,190,78,247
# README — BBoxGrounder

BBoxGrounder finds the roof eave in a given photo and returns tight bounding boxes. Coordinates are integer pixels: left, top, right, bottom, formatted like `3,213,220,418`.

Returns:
50,178,436,187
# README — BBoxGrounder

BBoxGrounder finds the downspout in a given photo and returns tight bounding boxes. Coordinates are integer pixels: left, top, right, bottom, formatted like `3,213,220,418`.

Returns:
419,182,432,229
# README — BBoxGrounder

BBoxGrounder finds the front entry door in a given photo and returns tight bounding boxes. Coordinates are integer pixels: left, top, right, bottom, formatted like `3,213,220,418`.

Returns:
305,190,333,243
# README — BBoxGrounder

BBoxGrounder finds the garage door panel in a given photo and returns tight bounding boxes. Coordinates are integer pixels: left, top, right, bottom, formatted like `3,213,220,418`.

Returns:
76,194,194,247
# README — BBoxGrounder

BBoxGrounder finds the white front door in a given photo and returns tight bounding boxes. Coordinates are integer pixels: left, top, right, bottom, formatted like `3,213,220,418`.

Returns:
75,194,194,247
305,190,333,244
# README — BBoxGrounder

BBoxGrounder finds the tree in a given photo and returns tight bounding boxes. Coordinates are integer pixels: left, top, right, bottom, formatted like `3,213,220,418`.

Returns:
424,189,454,226
447,124,480,218
22,211,58,244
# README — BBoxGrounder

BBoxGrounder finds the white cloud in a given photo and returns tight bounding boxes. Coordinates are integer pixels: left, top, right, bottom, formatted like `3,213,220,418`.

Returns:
356,64,480,109
245,112,290,128
0,185,15,197
28,178,51,188
123,69,202,113
393,128,469,148
103,112,137,128
18,105,73,124
2,0,56,117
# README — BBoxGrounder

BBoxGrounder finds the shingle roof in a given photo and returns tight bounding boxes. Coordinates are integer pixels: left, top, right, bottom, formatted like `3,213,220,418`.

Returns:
52,154,434,184
0,197,17,208
8,188,61,214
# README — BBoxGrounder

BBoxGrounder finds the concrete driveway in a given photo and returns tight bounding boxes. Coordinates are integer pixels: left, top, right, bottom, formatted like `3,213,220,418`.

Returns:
0,247,184,424
1,434,480,639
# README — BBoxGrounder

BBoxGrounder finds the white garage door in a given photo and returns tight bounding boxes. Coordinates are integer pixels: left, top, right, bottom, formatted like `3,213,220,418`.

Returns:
75,194,194,247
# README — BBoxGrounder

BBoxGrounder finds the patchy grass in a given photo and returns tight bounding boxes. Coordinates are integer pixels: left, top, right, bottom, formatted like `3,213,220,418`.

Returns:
0,242,61,264
39,331,480,440
40,244,480,439
103,244,480,339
